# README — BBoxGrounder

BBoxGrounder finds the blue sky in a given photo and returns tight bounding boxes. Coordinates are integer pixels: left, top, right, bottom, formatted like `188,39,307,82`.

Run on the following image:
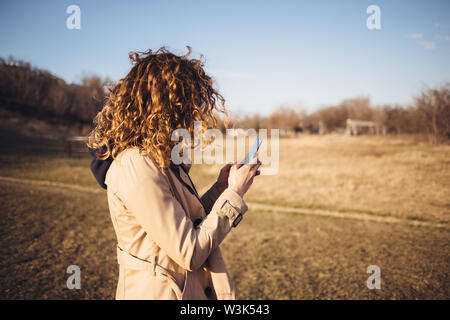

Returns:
1,0,449,115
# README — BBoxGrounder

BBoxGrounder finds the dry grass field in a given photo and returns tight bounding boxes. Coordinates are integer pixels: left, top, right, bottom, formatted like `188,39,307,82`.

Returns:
0,128,448,299
192,135,450,225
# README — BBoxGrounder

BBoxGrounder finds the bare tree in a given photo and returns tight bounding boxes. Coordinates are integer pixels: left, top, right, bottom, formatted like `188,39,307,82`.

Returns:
415,83,450,143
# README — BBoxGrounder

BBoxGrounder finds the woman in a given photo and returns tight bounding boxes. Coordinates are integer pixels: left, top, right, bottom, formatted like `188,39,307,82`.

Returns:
87,47,260,300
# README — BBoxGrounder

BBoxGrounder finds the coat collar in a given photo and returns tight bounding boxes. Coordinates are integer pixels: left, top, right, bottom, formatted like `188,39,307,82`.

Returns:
169,162,199,197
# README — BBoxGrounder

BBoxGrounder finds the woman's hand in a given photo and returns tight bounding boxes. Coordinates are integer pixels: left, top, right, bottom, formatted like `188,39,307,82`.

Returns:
227,160,261,198
216,163,233,192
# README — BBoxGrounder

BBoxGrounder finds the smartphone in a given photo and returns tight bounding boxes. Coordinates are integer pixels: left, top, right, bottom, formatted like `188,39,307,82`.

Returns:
243,137,263,164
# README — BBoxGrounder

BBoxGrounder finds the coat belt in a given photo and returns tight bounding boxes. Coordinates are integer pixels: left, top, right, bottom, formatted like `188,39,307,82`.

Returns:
116,246,185,299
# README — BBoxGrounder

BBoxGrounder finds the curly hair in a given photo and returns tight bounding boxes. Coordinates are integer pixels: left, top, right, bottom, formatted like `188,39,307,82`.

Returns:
87,46,226,168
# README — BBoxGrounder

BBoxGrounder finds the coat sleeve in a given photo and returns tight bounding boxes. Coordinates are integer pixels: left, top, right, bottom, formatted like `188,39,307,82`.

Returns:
119,154,248,271
200,182,227,214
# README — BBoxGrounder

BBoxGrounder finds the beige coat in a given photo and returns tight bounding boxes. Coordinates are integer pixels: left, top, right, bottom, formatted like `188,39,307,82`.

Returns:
105,148,248,300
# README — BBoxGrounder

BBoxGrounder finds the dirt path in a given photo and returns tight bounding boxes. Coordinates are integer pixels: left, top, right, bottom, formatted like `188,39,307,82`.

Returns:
248,203,448,229
0,176,103,194
1,175,447,229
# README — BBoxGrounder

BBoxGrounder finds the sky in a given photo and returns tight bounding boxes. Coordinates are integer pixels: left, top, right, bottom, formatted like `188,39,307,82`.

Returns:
1,0,450,115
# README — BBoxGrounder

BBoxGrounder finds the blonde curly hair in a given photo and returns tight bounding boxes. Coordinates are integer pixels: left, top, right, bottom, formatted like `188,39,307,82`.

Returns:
87,47,226,168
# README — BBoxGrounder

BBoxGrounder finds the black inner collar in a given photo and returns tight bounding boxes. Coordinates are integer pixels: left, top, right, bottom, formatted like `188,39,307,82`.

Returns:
169,162,199,196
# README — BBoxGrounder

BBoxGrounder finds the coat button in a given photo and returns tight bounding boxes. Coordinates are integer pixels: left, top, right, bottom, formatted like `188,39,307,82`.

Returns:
194,218,202,227
204,286,212,297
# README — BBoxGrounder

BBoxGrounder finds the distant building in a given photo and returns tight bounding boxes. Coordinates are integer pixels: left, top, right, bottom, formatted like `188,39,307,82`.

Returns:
346,119,386,136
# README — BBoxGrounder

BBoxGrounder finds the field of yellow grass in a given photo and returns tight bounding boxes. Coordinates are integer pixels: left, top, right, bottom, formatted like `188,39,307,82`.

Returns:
191,135,450,225
0,129,448,299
